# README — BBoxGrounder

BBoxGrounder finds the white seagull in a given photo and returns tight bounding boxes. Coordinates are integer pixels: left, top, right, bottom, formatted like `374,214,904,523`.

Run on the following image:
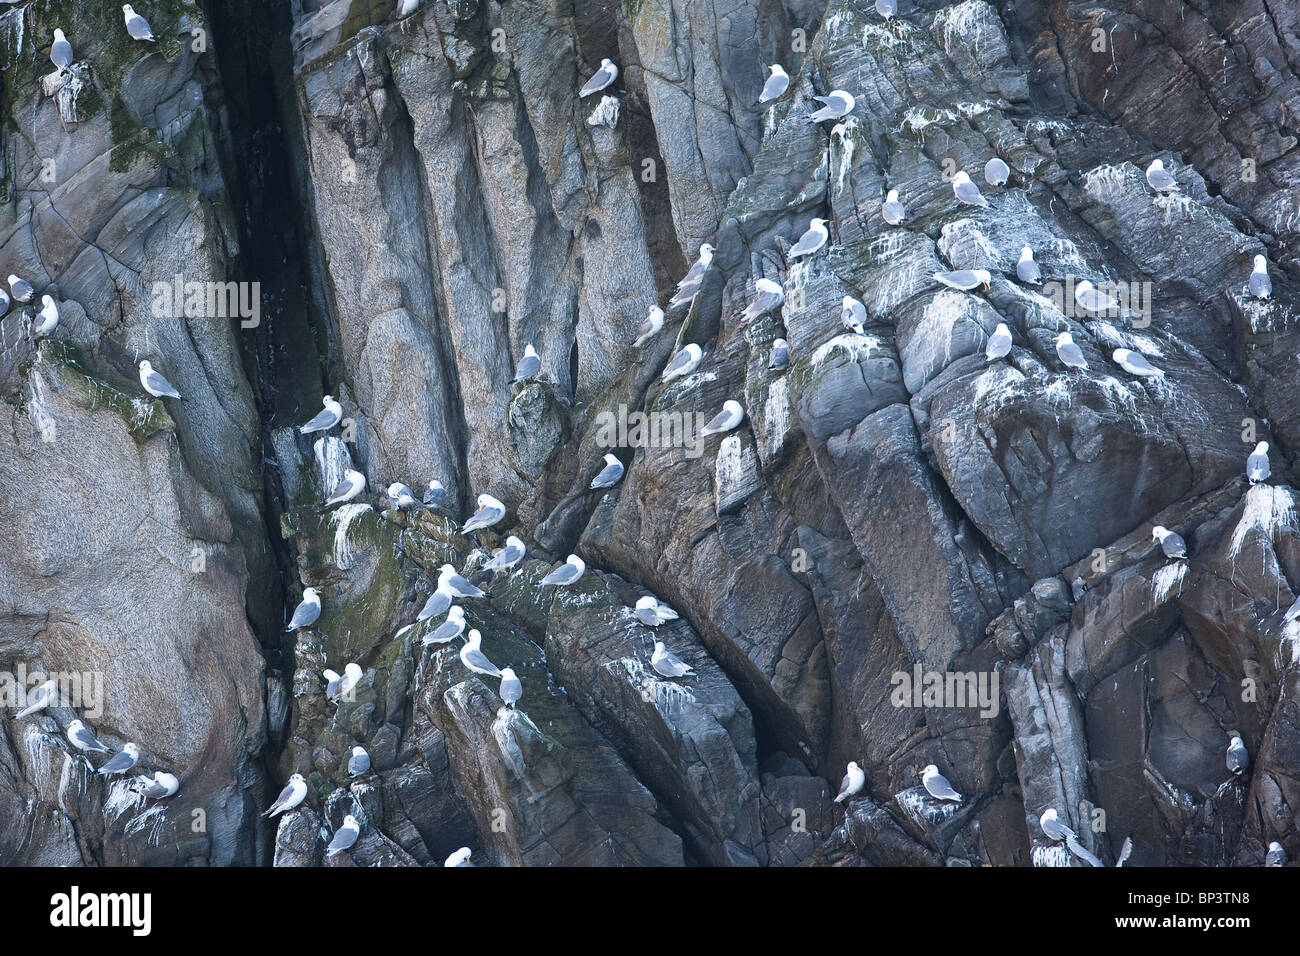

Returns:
484,537,526,572
651,640,695,678
1074,279,1119,314
1152,525,1188,559
324,662,363,702
540,554,585,586
1266,842,1287,867
512,344,541,383
882,189,906,225
634,305,664,347
661,343,704,383
1226,730,1249,775
348,746,370,777
985,322,1012,362
984,157,1010,186
439,563,486,599
459,629,502,677
808,90,855,123
589,453,624,489
739,278,784,323
1054,331,1088,370
952,171,988,207
423,479,446,507
136,771,179,799
299,395,343,433
876,0,897,19
701,399,744,436
768,338,789,371
97,743,141,776
462,494,506,533
1016,247,1041,285
1145,158,1178,193
1113,348,1164,378
579,58,618,98
263,773,307,818
1246,441,1270,483
499,667,523,709
668,244,714,309
841,295,867,335
122,4,155,41
327,815,361,857
444,847,473,867
934,269,991,291
51,29,74,73
324,468,366,506
834,761,865,803
286,587,321,631
421,606,466,646
757,64,789,105
15,678,58,718
634,595,679,627
66,719,110,754
788,218,829,259
139,360,183,399
919,764,962,802
387,482,420,510
1040,808,1104,866
8,274,34,302
1248,255,1271,300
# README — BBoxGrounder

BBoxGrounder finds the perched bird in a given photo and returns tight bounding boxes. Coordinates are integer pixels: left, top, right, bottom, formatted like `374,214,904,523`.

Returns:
841,295,867,335
50,29,74,74
984,322,1012,362
579,58,618,98
324,662,363,702
739,278,784,323
934,269,991,291
348,745,370,777
984,157,1010,186
651,641,695,678
757,64,790,105
97,742,140,776
919,764,962,802
286,587,321,632
324,469,366,507
1246,441,1270,484
122,4,155,41
876,0,897,19
299,395,343,434
66,719,110,754
484,536,526,572
589,453,624,489
263,773,307,818
413,582,455,626
438,563,486,600
498,667,523,709
420,606,466,646
1113,348,1164,378
1054,331,1088,370
808,90,855,123
1040,808,1103,866
1074,279,1118,314
8,274,34,303
882,189,906,225
668,244,714,309
951,171,988,207
1266,841,1287,867
0,286,9,315
422,479,446,507
512,344,541,383
459,629,502,678
462,494,506,533
444,847,473,867
834,761,865,803
768,338,789,371
788,218,829,259
327,815,361,857
386,482,420,510
633,305,664,347
136,771,179,799
633,595,679,627
1016,247,1042,285
1145,158,1178,193
540,554,585,587
396,0,420,17
15,678,57,718
661,343,704,383
1227,730,1249,775
701,399,744,437
1151,525,1188,559
139,360,182,399
1248,254,1272,300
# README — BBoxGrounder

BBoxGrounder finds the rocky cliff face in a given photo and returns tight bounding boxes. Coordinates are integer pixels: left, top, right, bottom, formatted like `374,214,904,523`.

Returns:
1,0,1297,866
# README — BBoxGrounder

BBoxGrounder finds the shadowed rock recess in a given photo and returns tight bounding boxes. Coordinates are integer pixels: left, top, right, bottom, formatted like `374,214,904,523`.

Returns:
0,0,1297,867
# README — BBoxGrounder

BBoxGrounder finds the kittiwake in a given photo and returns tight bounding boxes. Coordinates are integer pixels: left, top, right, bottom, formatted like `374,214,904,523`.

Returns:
324,468,366,506
327,815,360,857
634,595,679,627
348,745,370,777
952,171,988,207
651,640,695,678
1249,255,1271,300
1227,730,1249,775
139,360,183,399
808,90,854,123
1113,348,1163,378
579,58,618,98
51,29,74,73
1016,247,1041,285
512,344,541,383
634,305,664,347
484,536,526,572
1152,525,1187,559
423,480,446,507
985,322,1012,362
122,4,155,41
462,494,506,533
788,218,829,259
499,667,522,709
668,244,714,309
299,395,343,433
421,606,466,646
459,629,502,677
768,338,789,371
934,269,991,291
834,761,865,803
919,764,962,802
8,274,34,303
287,587,321,631
1145,158,1178,193
1247,441,1270,483
589,453,624,489
882,189,906,225
661,343,703,383
15,678,57,718
540,554,585,586
701,399,744,436
263,773,307,818
984,157,1010,186
97,742,140,776
66,719,110,754
740,278,784,323
1054,331,1087,370
841,295,866,334
757,64,789,105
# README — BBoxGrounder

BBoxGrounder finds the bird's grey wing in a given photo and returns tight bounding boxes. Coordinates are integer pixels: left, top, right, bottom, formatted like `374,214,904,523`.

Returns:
662,350,690,377
591,461,622,487
146,370,178,395
99,751,133,774
1060,343,1086,366
769,343,788,367
267,782,297,813
788,230,820,256
839,772,852,794
422,487,444,506
463,648,500,674
426,619,459,643
419,591,450,620
328,476,355,500
1249,273,1271,298
955,182,984,204
702,409,730,433
289,601,319,629
759,74,786,102
579,66,612,96
515,355,540,380
1017,261,1041,283
327,827,356,853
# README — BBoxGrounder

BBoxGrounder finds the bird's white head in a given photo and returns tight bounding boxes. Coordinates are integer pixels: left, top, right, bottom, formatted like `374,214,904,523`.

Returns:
123,742,140,755
387,482,404,497
42,294,54,306
654,641,666,654
7,274,19,284
290,772,305,784
478,493,503,508
755,277,783,294
1149,159,1164,170
601,58,613,68
699,243,715,259
603,453,619,465
812,217,827,228
1056,331,1073,345
466,628,481,645
1253,254,1267,270
500,667,516,680
1020,246,1033,260
505,535,524,549
636,595,657,610
438,563,457,576
1152,525,1168,540
68,719,84,731
322,393,334,403
847,761,860,771
523,343,537,357
920,764,938,776
139,359,152,372
774,337,788,348
954,171,971,184
567,554,585,571
770,64,785,76
55,28,67,41
1256,441,1269,454
723,399,743,416
429,479,444,490
352,746,366,756
343,814,359,827
303,587,319,600
448,605,464,619
974,269,992,287
886,189,899,201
